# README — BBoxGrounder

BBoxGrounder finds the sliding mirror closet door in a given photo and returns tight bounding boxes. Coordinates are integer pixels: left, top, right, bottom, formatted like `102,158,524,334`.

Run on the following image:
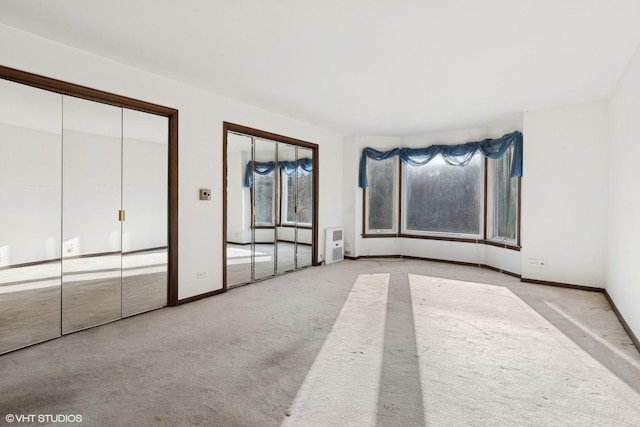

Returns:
224,124,318,290
226,133,253,287
0,80,62,354
252,138,276,281
121,109,168,317
62,96,122,334
277,143,296,274
296,148,314,269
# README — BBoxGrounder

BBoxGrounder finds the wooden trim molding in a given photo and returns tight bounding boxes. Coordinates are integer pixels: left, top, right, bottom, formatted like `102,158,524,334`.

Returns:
349,254,520,278
483,239,521,251
520,278,604,293
225,122,318,150
603,291,640,353
483,157,488,240
0,65,175,116
168,111,179,306
361,232,522,251
222,124,229,292
177,288,225,305
0,65,179,307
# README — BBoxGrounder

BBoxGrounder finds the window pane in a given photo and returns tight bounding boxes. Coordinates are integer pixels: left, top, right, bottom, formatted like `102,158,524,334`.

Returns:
285,170,312,224
254,172,273,224
286,174,295,223
404,155,481,235
297,170,313,224
494,148,518,241
366,158,396,231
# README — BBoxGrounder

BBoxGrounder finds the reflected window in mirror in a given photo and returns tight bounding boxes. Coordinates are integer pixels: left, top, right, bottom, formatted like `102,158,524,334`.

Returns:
283,170,312,225
254,172,275,226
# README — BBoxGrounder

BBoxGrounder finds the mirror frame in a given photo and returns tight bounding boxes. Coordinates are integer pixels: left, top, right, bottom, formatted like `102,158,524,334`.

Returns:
0,65,179,306
222,122,319,292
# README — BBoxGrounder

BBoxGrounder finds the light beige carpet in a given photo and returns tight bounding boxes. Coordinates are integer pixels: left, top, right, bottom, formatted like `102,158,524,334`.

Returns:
409,274,640,426
1,260,639,426
281,273,640,426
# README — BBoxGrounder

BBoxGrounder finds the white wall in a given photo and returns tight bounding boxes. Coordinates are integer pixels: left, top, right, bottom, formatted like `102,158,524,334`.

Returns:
608,45,640,338
0,24,344,300
522,102,607,287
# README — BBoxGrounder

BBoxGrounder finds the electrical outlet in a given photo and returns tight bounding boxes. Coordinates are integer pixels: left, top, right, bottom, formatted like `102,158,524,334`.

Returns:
197,271,207,279
528,258,547,268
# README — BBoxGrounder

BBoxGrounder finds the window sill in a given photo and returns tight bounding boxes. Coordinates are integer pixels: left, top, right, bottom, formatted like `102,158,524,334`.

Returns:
361,232,521,251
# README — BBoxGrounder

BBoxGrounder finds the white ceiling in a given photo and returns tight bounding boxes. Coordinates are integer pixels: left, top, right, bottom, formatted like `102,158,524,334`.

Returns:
1,1,639,136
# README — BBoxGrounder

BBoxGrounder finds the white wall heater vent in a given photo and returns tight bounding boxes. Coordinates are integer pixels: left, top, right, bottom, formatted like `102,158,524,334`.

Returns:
325,227,344,264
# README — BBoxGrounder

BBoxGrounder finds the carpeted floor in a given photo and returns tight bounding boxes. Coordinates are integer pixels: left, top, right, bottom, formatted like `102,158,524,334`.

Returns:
1,259,639,426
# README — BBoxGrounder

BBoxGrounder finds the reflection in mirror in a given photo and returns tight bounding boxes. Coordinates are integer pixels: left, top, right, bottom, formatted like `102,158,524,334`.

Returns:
121,109,168,317
62,96,122,334
253,138,276,280
224,125,316,290
277,143,296,274
226,133,253,287
0,79,62,354
296,148,314,268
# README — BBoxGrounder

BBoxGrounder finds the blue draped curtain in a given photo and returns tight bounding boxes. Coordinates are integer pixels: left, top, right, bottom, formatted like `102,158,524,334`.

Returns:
244,158,313,187
358,131,523,189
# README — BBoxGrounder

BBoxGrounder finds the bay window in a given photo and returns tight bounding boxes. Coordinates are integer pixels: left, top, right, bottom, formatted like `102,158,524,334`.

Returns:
402,154,483,237
360,131,522,247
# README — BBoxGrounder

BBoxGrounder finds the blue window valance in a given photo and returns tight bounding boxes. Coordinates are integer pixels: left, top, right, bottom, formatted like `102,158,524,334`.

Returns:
358,131,523,189
244,158,313,187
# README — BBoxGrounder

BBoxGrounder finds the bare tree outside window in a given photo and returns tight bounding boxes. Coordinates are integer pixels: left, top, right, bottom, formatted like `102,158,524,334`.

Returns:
403,155,481,235
366,157,397,232
494,147,518,241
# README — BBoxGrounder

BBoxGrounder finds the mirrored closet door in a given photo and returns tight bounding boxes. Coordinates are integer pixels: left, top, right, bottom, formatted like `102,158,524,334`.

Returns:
295,147,314,269
61,96,123,333
0,73,171,354
224,124,318,289
121,109,168,317
252,137,277,281
0,79,63,354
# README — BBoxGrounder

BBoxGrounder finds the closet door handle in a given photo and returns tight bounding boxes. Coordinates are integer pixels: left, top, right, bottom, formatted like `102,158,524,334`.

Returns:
119,210,126,221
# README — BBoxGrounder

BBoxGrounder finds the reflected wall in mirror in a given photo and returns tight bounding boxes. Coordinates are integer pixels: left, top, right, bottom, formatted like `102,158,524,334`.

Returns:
121,109,168,317
224,123,318,290
0,79,62,354
226,133,253,287
61,96,123,334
